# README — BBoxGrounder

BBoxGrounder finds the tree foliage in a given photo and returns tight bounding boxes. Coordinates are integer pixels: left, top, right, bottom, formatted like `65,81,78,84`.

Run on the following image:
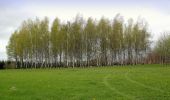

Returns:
7,15,151,68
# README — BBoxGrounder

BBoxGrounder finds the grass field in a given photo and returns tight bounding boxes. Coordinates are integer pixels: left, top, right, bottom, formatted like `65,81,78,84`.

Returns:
0,64,170,100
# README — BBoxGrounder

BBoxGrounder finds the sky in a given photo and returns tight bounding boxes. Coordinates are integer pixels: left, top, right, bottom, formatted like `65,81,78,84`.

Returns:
0,0,170,60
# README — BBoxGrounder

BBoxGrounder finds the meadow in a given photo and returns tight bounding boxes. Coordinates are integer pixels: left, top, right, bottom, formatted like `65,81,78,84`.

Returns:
0,64,170,100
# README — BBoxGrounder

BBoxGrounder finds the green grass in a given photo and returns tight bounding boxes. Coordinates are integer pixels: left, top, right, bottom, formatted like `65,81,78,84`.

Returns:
0,64,170,100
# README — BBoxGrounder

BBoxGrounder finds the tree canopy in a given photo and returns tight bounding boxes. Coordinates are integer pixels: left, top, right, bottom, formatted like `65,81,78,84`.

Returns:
7,14,151,68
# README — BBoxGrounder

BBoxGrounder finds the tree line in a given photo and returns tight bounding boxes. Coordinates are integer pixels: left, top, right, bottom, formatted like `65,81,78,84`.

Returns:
7,14,151,68
151,32,170,64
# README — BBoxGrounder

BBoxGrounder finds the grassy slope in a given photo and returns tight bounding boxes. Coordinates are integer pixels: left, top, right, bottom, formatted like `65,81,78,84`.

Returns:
0,64,170,100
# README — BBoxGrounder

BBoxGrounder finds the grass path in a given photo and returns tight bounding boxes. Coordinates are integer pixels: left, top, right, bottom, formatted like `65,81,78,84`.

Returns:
103,74,136,99
125,69,165,93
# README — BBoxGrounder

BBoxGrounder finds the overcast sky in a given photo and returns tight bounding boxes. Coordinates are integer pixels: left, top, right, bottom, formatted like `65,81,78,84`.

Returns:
0,0,170,60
